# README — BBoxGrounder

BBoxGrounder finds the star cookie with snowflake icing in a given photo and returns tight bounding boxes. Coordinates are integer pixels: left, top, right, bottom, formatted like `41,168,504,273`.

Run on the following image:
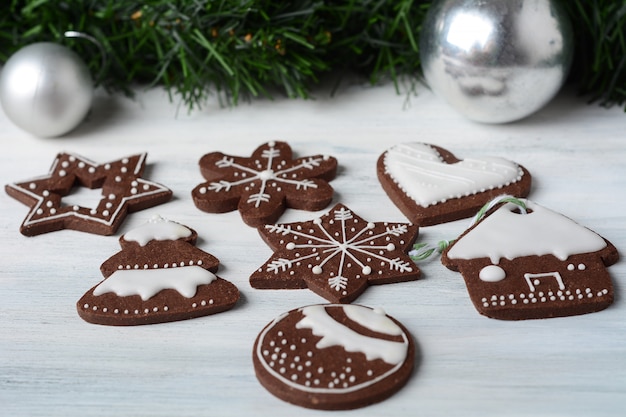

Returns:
250,203,421,303
5,152,173,236
192,141,337,227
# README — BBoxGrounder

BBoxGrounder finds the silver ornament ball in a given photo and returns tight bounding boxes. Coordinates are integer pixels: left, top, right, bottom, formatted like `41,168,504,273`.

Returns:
420,0,573,123
0,42,93,137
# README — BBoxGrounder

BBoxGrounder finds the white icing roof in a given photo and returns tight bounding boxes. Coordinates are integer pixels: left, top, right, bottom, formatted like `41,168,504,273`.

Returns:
446,200,607,264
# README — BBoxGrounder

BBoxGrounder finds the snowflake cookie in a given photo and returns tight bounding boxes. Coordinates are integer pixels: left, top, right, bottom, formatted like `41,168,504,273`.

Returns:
253,304,415,410
77,216,239,325
250,203,420,303
5,152,172,236
192,141,337,227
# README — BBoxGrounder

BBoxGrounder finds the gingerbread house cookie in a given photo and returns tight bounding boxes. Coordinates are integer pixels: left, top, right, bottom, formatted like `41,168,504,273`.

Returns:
441,199,619,320
77,216,239,325
377,142,531,226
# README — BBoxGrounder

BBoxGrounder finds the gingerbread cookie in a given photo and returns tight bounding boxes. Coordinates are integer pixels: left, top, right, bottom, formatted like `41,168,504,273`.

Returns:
5,152,172,236
77,216,239,325
250,203,420,303
253,304,415,410
377,142,531,226
192,141,337,227
441,199,619,320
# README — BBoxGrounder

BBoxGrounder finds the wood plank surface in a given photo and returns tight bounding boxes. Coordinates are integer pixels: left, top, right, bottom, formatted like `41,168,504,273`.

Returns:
1,81,624,417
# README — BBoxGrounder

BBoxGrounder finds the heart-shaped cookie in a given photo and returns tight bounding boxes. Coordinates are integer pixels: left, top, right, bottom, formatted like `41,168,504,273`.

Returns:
377,143,531,226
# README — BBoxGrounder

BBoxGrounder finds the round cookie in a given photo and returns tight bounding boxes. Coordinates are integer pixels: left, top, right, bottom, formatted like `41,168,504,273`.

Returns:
253,304,415,410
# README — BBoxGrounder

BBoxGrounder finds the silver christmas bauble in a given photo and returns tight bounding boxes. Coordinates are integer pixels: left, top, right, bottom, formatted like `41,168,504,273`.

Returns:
0,42,93,137
420,0,573,123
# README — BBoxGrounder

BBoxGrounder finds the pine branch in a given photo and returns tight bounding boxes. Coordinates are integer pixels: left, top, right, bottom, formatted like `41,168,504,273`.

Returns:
0,0,623,111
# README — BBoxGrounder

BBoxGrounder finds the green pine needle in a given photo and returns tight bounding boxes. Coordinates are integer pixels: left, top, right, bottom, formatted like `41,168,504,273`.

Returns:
0,0,623,111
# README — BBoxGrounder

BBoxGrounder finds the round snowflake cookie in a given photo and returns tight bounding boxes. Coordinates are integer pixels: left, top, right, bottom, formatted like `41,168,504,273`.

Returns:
253,304,415,410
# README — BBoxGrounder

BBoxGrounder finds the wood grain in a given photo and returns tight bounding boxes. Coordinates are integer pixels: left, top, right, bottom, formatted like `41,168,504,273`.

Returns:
1,82,624,416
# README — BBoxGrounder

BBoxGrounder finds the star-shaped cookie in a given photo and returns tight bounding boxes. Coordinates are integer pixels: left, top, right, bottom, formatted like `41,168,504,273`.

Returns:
192,141,337,227
5,152,173,236
250,203,421,303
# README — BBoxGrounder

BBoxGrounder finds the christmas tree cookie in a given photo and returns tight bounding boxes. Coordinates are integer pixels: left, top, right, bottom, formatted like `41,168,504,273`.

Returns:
250,203,420,303
192,141,337,227
5,152,172,236
253,304,415,410
77,216,239,325
441,198,619,320
377,142,531,226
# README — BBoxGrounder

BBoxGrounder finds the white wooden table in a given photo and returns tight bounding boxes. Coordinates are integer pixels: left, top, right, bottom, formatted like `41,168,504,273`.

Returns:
1,80,625,417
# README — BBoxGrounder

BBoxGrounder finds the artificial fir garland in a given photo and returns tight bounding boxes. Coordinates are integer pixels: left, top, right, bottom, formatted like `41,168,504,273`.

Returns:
0,0,624,111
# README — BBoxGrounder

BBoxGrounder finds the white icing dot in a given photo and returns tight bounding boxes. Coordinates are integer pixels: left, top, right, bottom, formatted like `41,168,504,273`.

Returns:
312,266,323,274
578,263,586,270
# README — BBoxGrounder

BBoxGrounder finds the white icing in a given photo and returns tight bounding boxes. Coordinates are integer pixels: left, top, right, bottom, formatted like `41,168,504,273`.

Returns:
446,200,607,264
93,265,216,300
479,265,506,282
383,143,522,207
342,305,403,336
295,305,407,365
123,215,191,246
523,272,565,292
